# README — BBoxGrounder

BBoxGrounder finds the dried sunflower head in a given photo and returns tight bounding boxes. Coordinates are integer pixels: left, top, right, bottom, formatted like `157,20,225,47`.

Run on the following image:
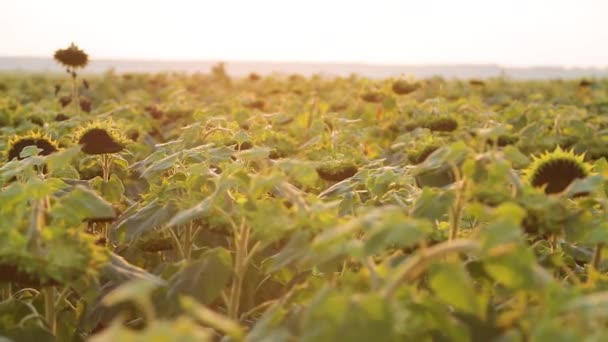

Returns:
53,43,89,69
74,121,129,155
523,147,592,194
6,131,59,161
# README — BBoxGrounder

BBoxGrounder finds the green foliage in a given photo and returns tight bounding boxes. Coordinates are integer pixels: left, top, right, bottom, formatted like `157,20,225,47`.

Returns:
2,69,608,340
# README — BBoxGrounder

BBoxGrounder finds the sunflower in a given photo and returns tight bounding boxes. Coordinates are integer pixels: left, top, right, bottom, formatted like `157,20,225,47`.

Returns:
316,160,358,182
487,134,519,147
392,79,420,95
408,143,441,165
360,91,384,103
74,121,129,155
79,97,92,113
53,43,89,69
423,117,458,132
6,131,59,161
523,147,592,194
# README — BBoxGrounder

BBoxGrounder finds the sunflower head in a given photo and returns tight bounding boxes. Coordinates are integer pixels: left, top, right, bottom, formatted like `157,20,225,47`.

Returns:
55,113,69,122
53,43,89,69
360,91,384,103
407,143,441,165
392,79,420,95
487,134,519,147
244,99,265,110
6,131,59,161
316,160,358,182
423,117,458,132
523,146,592,194
469,79,486,87
74,121,129,155
579,79,593,88
248,72,261,81
28,115,44,127
59,95,72,107
79,97,92,113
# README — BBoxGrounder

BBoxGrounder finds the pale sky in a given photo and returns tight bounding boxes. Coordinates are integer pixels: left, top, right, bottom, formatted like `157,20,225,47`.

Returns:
1,0,607,67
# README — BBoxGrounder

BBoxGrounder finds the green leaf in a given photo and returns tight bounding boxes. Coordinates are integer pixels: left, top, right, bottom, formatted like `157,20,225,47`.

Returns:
563,175,605,198
115,200,176,241
414,141,470,173
479,203,526,251
181,297,245,341
90,175,125,203
102,278,159,307
301,289,394,342
19,145,42,159
167,195,214,228
52,185,115,224
24,177,66,199
268,230,312,272
233,130,250,146
502,146,531,169
168,248,232,305
411,188,455,221
139,151,181,179
382,96,396,110
247,199,294,244
236,146,271,161
583,221,608,244
429,263,482,317
46,146,80,174
363,214,432,256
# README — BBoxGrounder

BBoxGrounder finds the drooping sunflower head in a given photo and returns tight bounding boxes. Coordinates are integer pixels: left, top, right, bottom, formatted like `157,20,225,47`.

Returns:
74,121,129,155
407,143,441,165
523,146,592,194
53,43,89,69
423,116,458,132
360,91,384,103
487,134,519,147
316,160,359,182
392,79,420,95
6,131,59,161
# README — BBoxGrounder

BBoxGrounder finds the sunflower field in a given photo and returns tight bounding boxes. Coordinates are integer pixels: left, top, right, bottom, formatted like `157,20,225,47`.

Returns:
2,45,608,341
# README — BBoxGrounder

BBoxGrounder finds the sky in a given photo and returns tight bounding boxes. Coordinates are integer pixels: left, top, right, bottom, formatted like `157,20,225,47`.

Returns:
1,0,607,68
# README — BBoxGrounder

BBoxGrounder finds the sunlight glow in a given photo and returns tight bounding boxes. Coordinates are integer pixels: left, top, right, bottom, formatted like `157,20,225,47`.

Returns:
1,0,607,67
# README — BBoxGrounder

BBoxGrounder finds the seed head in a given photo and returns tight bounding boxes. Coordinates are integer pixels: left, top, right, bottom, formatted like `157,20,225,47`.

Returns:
53,43,89,69
392,79,420,95
523,146,591,194
6,131,59,161
424,117,458,132
74,121,129,155
316,161,358,182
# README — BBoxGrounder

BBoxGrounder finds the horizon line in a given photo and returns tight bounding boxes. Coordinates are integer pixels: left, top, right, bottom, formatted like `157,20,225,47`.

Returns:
1,55,607,71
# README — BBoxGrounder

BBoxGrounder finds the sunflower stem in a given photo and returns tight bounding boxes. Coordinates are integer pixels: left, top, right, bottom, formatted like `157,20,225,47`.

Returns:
228,222,257,320
592,243,604,271
1,284,12,300
449,177,467,241
71,69,79,114
184,222,193,260
43,287,56,334
101,153,111,182
100,154,112,244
